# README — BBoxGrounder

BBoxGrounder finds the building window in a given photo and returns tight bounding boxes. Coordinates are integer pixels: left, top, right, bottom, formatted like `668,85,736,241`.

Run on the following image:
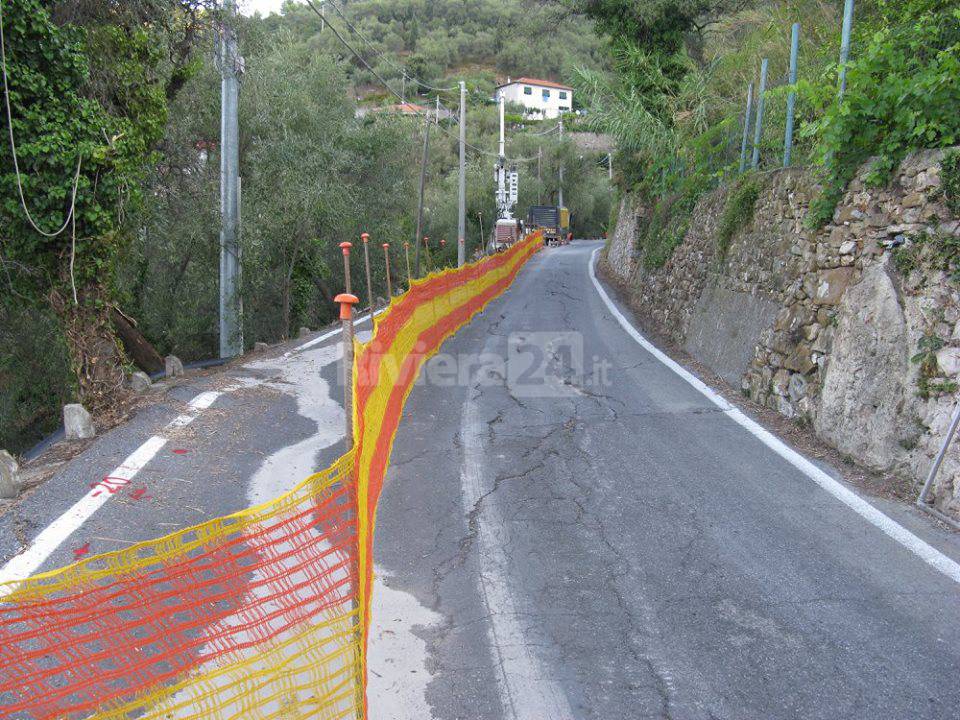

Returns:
523,86,532,95
559,91,568,100
542,88,551,100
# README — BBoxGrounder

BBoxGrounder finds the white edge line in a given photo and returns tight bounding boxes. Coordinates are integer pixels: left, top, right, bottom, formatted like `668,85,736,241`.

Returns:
0,304,374,588
283,307,385,357
588,247,960,585
0,390,222,591
0,306,381,589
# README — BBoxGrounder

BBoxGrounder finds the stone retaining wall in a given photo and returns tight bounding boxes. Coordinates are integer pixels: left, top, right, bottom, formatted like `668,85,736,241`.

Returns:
603,149,960,514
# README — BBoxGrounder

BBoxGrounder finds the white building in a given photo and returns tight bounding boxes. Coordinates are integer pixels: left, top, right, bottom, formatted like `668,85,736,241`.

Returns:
495,77,573,119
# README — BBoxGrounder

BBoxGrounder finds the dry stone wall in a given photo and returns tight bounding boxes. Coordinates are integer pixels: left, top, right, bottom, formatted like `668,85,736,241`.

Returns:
603,149,960,515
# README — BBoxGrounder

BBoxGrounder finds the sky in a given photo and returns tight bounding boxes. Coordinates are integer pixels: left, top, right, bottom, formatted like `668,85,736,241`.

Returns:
238,0,301,16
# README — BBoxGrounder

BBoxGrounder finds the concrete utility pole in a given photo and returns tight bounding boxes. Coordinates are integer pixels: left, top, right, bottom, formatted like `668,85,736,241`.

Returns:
457,81,467,267
607,152,613,181
414,111,431,277
558,113,564,209
219,0,243,359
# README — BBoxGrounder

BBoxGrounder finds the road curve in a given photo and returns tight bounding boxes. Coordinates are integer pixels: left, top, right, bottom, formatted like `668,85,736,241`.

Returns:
373,240,960,720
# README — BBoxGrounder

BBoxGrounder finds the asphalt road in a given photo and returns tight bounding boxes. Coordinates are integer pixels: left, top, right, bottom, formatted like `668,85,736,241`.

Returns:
375,241,960,720
3,240,960,719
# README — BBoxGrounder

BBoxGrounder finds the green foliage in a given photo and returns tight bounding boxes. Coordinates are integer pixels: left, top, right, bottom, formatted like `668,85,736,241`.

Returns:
942,148,960,215
911,333,955,400
635,170,713,269
893,231,960,285
805,2,960,226
0,302,73,453
717,172,762,262
253,0,605,91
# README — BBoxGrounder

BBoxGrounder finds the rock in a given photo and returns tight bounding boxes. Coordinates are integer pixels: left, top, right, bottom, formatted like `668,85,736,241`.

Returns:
64,404,95,440
788,373,808,402
0,450,20,499
254,342,270,352
902,192,925,208
839,240,857,255
772,369,791,396
815,264,911,471
298,327,311,339
129,371,152,393
812,267,854,306
935,347,960,376
165,355,184,378
783,344,816,374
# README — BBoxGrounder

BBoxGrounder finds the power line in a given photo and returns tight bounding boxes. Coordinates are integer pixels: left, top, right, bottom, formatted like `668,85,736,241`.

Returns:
304,0,538,164
322,0,458,94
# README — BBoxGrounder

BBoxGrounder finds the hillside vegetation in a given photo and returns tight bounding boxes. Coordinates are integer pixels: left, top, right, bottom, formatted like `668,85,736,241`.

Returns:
575,0,960,266
255,0,606,94
0,0,612,453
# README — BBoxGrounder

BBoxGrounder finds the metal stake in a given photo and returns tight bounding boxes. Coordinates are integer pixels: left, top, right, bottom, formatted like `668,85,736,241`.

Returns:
917,402,960,509
751,59,769,170
334,293,359,449
739,83,754,173
838,0,855,99
339,242,352,294
360,232,374,309
784,23,800,167
382,243,393,299
404,241,412,289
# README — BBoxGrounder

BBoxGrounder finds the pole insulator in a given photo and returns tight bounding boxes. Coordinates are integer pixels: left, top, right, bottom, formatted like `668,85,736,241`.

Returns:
334,293,359,321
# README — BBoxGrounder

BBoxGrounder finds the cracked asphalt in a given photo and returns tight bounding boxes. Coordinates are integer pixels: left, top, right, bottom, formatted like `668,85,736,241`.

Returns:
375,241,960,720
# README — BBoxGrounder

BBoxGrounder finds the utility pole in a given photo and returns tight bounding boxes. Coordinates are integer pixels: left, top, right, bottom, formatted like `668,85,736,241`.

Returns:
219,0,243,359
494,94,509,220
607,152,613,182
558,113,564,209
537,146,542,205
414,110,431,277
457,81,467,267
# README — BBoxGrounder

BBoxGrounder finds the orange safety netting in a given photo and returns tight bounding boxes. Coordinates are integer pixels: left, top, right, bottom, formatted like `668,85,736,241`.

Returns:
0,232,540,719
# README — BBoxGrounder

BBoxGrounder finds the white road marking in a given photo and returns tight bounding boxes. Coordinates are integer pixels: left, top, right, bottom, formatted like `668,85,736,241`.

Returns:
461,356,575,720
588,247,960,585
0,389,228,593
0,310,379,590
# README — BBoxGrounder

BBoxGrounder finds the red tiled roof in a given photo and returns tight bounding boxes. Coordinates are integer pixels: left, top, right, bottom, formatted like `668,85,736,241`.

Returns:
497,77,573,91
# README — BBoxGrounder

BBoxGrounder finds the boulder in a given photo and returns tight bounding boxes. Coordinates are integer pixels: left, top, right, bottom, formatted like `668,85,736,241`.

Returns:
129,371,152,393
0,450,20,499
254,341,269,352
815,264,911,471
936,347,960,376
165,355,184,378
64,404,96,440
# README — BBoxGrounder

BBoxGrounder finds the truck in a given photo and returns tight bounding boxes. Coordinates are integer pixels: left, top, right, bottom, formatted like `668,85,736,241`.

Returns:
527,205,561,246
493,218,522,252
527,205,572,246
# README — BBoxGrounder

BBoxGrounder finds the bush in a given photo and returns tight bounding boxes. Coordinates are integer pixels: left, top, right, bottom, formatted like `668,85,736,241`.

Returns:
806,2,960,226
717,173,762,262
